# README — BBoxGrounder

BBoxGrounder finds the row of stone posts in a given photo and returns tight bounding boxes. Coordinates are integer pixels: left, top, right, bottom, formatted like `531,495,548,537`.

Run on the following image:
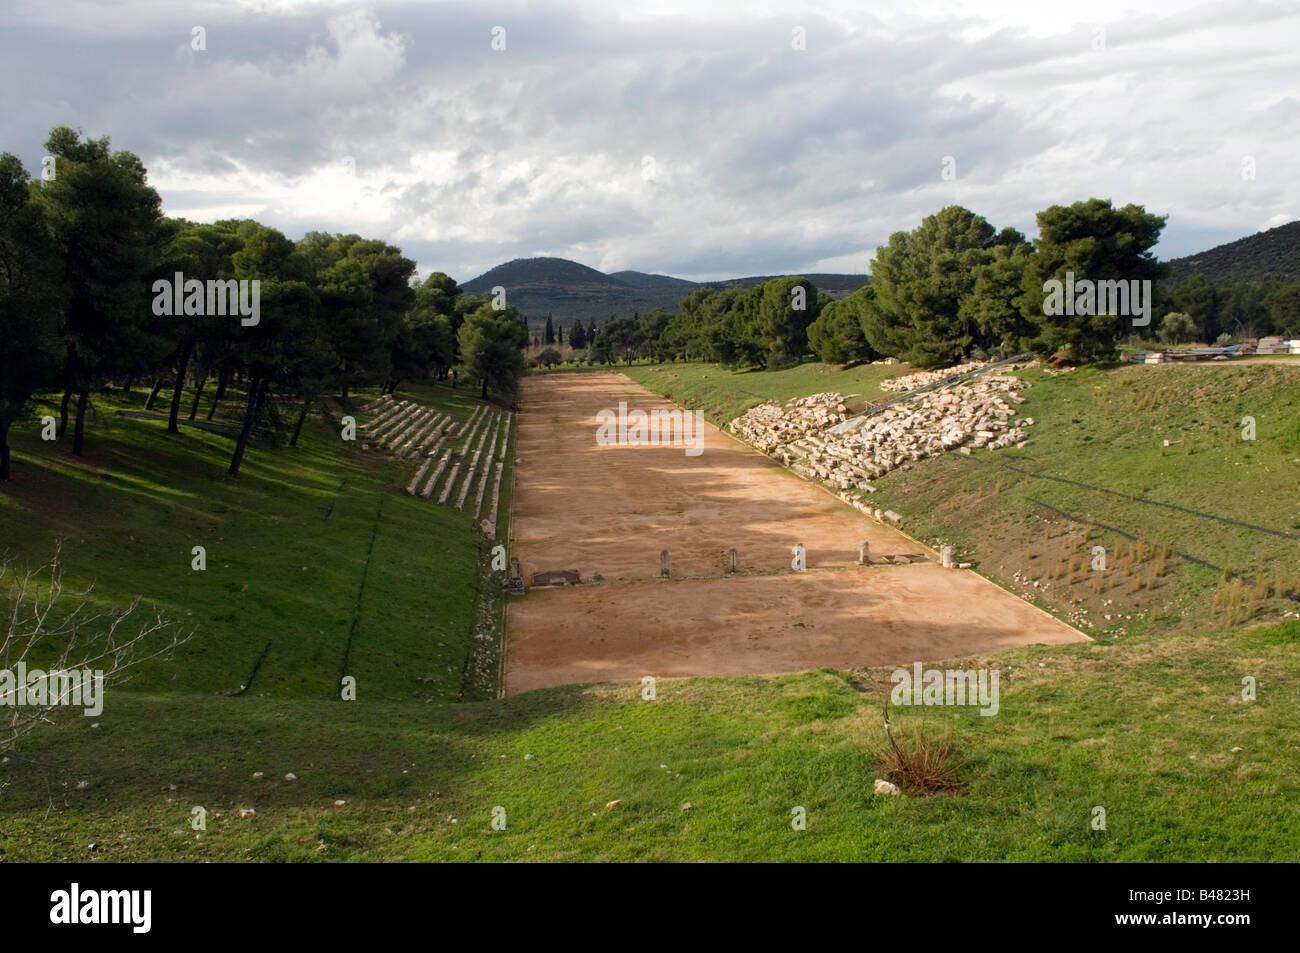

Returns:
651,542,960,576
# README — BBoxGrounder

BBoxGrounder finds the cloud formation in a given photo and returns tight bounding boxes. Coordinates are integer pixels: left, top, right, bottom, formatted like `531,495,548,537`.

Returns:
4,0,1297,282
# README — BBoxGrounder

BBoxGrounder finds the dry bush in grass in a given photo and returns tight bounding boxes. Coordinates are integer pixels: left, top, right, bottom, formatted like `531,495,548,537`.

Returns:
1,541,193,752
875,702,967,794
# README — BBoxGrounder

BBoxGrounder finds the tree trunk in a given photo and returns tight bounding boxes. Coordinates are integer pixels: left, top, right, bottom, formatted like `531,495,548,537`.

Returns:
144,377,164,411
58,386,72,436
227,376,267,477
188,370,208,421
388,378,402,396
0,416,11,481
72,387,89,457
480,377,488,400
207,364,230,420
290,397,312,448
167,337,194,434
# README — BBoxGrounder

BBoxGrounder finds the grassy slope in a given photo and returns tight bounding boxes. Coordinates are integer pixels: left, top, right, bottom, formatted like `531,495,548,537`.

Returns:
2,620,1295,861
626,360,1300,638
2,364,1297,861
0,381,489,702
623,360,909,424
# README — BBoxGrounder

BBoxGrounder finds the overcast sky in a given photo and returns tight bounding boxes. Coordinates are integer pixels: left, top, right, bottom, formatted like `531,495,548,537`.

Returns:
4,0,1298,283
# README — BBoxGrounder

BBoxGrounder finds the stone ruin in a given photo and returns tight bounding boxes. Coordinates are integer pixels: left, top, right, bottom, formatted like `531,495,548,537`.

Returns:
531,568,581,588
505,558,525,595
879,360,986,392
729,374,1034,493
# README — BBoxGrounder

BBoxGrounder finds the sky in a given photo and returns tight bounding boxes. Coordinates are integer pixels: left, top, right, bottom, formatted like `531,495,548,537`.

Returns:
4,0,1298,284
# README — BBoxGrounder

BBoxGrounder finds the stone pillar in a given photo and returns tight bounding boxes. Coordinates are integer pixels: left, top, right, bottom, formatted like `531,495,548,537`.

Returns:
940,545,956,568
660,549,670,578
859,540,870,565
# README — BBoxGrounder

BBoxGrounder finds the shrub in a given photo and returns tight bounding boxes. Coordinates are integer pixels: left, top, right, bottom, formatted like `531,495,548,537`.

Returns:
875,703,967,793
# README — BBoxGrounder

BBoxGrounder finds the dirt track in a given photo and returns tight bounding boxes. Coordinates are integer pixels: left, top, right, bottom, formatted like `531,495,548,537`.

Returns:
504,372,1088,693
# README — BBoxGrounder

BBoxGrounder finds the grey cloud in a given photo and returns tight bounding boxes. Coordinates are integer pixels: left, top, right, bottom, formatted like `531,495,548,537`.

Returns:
3,0,1295,278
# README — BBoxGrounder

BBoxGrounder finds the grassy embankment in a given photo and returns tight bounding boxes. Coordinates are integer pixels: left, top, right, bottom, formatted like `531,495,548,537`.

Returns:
1,363,1296,861
625,360,1300,638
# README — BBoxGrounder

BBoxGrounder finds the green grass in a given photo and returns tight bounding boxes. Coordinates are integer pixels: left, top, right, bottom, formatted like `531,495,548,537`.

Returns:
2,364,1298,861
0,380,491,702
1,620,1295,861
622,360,910,424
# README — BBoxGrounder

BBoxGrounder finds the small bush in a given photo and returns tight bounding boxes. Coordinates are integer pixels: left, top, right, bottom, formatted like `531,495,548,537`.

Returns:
875,706,967,794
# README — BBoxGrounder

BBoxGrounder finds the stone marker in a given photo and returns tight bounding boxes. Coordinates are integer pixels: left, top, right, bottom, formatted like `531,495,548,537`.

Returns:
940,545,956,568
505,558,525,595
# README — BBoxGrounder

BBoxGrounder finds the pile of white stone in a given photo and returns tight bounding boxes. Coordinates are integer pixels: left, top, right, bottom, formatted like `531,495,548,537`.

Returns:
879,360,985,392
729,375,1033,491
729,393,849,453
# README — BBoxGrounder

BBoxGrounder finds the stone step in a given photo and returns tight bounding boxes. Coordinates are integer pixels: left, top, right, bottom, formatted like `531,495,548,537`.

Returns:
399,413,446,458
406,456,433,495
470,413,503,517
457,412,496,510
422,454,451,499
363,399,408,435
367,400,415,439
385,407,437,452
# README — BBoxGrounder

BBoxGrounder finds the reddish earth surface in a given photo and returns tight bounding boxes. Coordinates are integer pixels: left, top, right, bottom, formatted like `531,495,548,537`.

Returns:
504,372,1088,694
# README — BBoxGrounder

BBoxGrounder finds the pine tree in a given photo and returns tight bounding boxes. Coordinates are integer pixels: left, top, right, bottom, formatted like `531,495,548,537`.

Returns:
544,313,555,344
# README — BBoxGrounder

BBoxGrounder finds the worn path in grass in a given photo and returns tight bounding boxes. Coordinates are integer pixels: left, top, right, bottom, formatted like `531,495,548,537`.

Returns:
505,373,1086,693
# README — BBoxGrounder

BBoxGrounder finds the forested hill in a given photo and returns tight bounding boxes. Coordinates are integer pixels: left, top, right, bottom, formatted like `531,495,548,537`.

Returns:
461,257,869,325
1167,220,1300,284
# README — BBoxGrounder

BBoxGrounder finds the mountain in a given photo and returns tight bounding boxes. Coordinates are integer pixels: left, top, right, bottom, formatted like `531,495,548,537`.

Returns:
606,271,698,292
1167,220,1300,284
713,273,873,295
460,257,869,328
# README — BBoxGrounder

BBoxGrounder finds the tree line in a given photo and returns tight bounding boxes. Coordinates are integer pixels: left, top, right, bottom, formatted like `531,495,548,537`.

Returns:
0,127,530,481
581,200,1299,370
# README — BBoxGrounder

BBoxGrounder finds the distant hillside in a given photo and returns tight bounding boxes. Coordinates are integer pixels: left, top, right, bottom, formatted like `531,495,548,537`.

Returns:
461,257,869,329
1168,220,1300,284
714,273,870,295
607,271,697,292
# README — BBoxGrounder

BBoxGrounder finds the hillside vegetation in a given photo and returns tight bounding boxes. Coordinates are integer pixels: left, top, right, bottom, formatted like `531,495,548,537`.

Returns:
1168,220,1300,284
0,380,498,702
460,256,868,328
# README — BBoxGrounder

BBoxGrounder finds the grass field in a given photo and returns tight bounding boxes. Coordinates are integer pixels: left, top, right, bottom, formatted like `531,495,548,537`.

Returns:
622,359,910,423
2,362,1298,862
0,380,496,702
2,619,1294,861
